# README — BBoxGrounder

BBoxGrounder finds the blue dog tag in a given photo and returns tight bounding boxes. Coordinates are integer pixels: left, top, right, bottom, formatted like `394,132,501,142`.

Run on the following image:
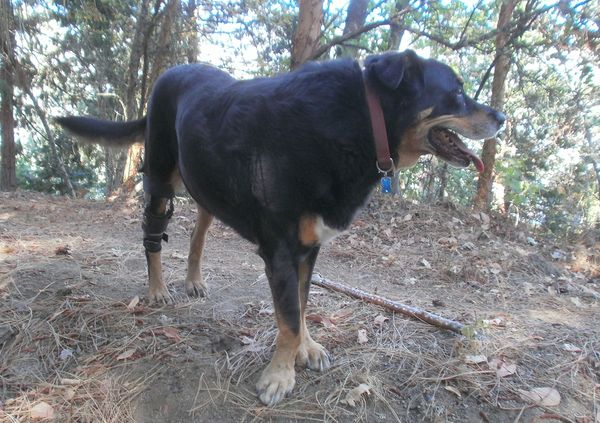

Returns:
381,176,392,193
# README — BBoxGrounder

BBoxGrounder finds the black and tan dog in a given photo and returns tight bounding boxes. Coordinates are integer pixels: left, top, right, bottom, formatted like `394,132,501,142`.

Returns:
56,50,504,406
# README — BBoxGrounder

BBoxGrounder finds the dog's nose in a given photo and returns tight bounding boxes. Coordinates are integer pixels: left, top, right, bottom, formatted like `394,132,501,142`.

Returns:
492,111,506,126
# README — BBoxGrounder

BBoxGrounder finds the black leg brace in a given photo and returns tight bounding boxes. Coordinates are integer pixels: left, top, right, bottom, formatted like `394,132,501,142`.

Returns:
142,199,174,253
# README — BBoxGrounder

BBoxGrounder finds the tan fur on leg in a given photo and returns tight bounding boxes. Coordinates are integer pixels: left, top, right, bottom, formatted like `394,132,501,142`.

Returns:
147,250,172,303
256,317,300,406
295,257,331,371
185,204,213,297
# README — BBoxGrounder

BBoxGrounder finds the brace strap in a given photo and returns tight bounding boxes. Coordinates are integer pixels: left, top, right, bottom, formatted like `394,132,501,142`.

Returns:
142,199,174,253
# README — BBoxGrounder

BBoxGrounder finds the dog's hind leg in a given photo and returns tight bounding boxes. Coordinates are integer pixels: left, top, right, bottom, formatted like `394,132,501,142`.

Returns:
295,247,331,371
142,194,174,304
185,204,213,297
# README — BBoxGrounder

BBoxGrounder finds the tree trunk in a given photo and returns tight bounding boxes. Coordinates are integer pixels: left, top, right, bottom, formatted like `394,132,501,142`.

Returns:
123,0,152,187
0,0,17,191
22,86,76,197
438,162,448,201
290,0,323,70
148,0,180,88
473,0,516,210
338,0,368,58
387,0,410,50
185,0,199,63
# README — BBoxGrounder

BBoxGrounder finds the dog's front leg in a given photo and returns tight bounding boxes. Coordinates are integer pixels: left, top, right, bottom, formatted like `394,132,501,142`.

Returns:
185,204,213,297
256,244,301,406
296,247,331,371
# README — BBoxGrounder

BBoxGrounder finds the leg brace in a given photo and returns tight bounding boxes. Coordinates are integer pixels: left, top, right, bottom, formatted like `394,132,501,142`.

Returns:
142,199,174,253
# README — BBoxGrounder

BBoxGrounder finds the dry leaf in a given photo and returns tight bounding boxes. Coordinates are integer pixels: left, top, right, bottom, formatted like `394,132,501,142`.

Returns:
306,313,336,328
116,348,136,361
60,378,81,386
30,402,54,420
357,329,368,344
444,385,462,398
127,295,140,310
483,316,506,327
464,354,487,364
63,387,76,400
518,387,561,407
161,327,182,342
488,357,517,377
419,258,431,268
403,214,413,222
374,315,389,326
570,297,583,308
563,343,582,353
55,245,70,256
341,383,371,407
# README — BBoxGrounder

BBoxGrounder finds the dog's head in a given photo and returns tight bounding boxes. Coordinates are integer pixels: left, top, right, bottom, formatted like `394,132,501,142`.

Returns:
364,51,505,171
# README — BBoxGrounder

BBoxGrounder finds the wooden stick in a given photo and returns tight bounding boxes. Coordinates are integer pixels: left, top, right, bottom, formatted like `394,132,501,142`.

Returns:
311,273,466,334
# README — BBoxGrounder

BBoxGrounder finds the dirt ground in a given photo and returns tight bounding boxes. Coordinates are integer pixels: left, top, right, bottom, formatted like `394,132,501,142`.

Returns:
1,191,599,422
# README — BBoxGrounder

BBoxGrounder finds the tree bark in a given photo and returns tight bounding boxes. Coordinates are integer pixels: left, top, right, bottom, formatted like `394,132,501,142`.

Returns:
387,0,410,50
185,0,199,63
291,0,323,70
0,0,17,191
473,0,517,210
148,0,180,88
123,0,152,187
338,0,368,58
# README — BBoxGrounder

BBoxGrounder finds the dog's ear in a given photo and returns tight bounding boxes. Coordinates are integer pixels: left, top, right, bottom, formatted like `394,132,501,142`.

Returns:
365,50,422,90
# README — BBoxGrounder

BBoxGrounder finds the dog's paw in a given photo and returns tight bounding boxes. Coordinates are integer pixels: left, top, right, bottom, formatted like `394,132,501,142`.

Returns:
148,286,173,304
185,279,208,298
296,338,332,372
256,365,295,406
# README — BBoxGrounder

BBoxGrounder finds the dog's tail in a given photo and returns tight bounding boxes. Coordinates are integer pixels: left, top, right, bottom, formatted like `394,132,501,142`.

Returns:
54,116,146,147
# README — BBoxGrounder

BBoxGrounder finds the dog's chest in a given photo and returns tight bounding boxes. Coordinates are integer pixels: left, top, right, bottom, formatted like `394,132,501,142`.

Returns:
298,215,342,247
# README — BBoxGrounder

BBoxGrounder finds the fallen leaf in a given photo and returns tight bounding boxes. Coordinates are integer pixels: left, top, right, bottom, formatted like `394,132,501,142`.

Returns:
170,251,187,260
488,263,502,275
374,315,388,326
563,343,582,353
403,214,413,222
63,387,76,400
240,336,255,345
419,258,431,268
357,329,368,344
464,354,487,364
518,387,561,407
55,245,70,256
161,327,181,342
444,385,462,398
116,348,136,361
30,402,54,420
341,383,371,407
483,316,506,327
488,357,517,377
438,237,458,248
127,296,140,310
306,313,336,328
570,297,583,308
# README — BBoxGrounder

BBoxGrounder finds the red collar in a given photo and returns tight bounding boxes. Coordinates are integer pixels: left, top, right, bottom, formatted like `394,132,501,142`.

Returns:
363,80,394,174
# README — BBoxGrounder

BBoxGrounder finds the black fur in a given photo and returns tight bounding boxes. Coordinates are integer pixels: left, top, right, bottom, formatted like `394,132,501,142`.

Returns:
57,51,504,404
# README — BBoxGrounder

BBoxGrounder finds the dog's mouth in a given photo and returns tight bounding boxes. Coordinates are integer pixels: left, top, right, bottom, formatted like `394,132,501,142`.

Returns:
427,127,484,173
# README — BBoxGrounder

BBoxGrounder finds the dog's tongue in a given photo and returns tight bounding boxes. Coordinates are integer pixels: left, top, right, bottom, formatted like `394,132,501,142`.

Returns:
457,143,484,173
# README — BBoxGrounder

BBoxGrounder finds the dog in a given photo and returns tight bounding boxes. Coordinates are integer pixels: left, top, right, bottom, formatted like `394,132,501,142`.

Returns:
56,50,505,406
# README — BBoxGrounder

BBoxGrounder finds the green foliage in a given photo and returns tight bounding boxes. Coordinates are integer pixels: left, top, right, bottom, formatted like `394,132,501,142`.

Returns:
6,0,600,238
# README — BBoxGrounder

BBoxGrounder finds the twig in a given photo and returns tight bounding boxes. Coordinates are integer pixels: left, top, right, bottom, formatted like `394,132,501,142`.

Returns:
311,273,465,334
